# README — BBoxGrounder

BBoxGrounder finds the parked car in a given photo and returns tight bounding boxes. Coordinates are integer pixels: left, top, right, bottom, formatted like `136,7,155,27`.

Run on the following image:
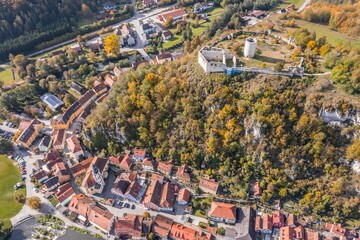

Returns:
131,204,135,210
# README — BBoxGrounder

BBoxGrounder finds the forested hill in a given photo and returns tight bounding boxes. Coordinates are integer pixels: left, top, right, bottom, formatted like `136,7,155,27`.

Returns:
85,55,360,222
0,0,86,42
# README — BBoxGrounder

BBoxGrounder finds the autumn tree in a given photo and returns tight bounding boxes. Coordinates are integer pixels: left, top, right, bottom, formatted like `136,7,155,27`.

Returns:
27,196,41,210
63,94,75,107
14,192,25,203
104,34,120,55
81,3,93,18
347,140,360,160
274,62,284,71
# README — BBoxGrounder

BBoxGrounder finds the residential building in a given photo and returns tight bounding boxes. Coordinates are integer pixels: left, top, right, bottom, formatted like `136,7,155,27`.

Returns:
70,43,82,53
325,223,347,238
66,136,84,161
170,224,214,240
157,161,173,176
51,129,66,150
157,9,188,22
141,23,155,34
162,30,172,40
81,157,109,194
52,162,71,184
123,181,144,203
38,135,51,152
262,213,273,234
16,119,44,148
40,93,64,111
159,182,175,212
178,188,191,205
113,66,122,77
280,226,294,240
78,90,97,108
68,194,114,233
208,202,237,224
102,1,115,11
248,10,265,18
104,75,116,88
88,205,114,232
150,173,165,183
43,176,60,192
255,215,262,232
142,158,155,171
133,149,147,161
143,180,175,212
51,101,82,130
119,154,133,171
234,207,256,240
171,52,184,61
305,228,321,240
114,214,143,239
156,52,172,64
199,178,219,195
176,165,191,183
93,82,107,96
273,210,285,228
34,170,49,184
287,213,297,227
55,183,75,206
70,157,93,177
152,214,173,239
70,82,86,95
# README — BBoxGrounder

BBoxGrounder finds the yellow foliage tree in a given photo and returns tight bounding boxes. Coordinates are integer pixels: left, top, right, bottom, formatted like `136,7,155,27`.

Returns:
104,34,120,55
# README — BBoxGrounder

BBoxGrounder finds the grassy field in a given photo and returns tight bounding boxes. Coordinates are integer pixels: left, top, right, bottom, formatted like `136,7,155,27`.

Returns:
276,0,305,10
163,8,224,49
0,155,26,228
294,20,360,48
0,67,19,86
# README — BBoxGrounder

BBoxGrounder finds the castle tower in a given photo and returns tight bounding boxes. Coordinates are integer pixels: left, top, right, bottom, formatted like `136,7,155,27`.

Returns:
244,37,257,58
92,165,104,187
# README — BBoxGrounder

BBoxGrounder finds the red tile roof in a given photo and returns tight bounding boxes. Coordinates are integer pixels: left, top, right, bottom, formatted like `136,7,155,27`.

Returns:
88,205,114,232
66,136,83,154
273,210,285,228
209,202,236,221
55,183,75,204
325,223,346,237
70,157,93,177
134,148,147,158
176,165,191,182
158,9,188,21
157,161,173,175
68,194,95,217
262,213,273,231
178,188,191,204
120,155,133,170
253,181,262,196
170,224,214,240
280,226,294,240
114,214,143,238
153,214,173,238
199,178,219,194
160,182,175,208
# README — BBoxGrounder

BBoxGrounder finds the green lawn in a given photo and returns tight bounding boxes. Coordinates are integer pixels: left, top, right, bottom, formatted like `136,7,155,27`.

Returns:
0,155,26,228
0,67,19,86
276,0,305,10
163,9,223,49
296,20,360,48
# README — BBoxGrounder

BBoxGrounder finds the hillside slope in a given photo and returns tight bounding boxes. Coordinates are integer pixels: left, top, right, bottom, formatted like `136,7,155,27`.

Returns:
85,55,360,222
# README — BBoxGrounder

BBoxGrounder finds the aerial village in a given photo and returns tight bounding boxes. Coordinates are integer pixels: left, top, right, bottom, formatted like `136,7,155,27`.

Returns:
0,0,359,240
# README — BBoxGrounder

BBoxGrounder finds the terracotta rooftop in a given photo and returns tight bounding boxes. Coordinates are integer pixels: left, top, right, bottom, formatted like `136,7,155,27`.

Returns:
153,214,173,239
66,136,83,154
78,90,96,106
55,182,75,204
176,165,191,182
199,178,219,193
158,9,188,21
209,202,236,221
134,148,147,157
170,224,214,240
142,158,154,168
160,182,175,208
120,155,133,170
88,205,114,232
157,161,173,175
114,214,143,238
68,194,95,218
70,157,93,177
178,188,191,203
52,128,66,148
